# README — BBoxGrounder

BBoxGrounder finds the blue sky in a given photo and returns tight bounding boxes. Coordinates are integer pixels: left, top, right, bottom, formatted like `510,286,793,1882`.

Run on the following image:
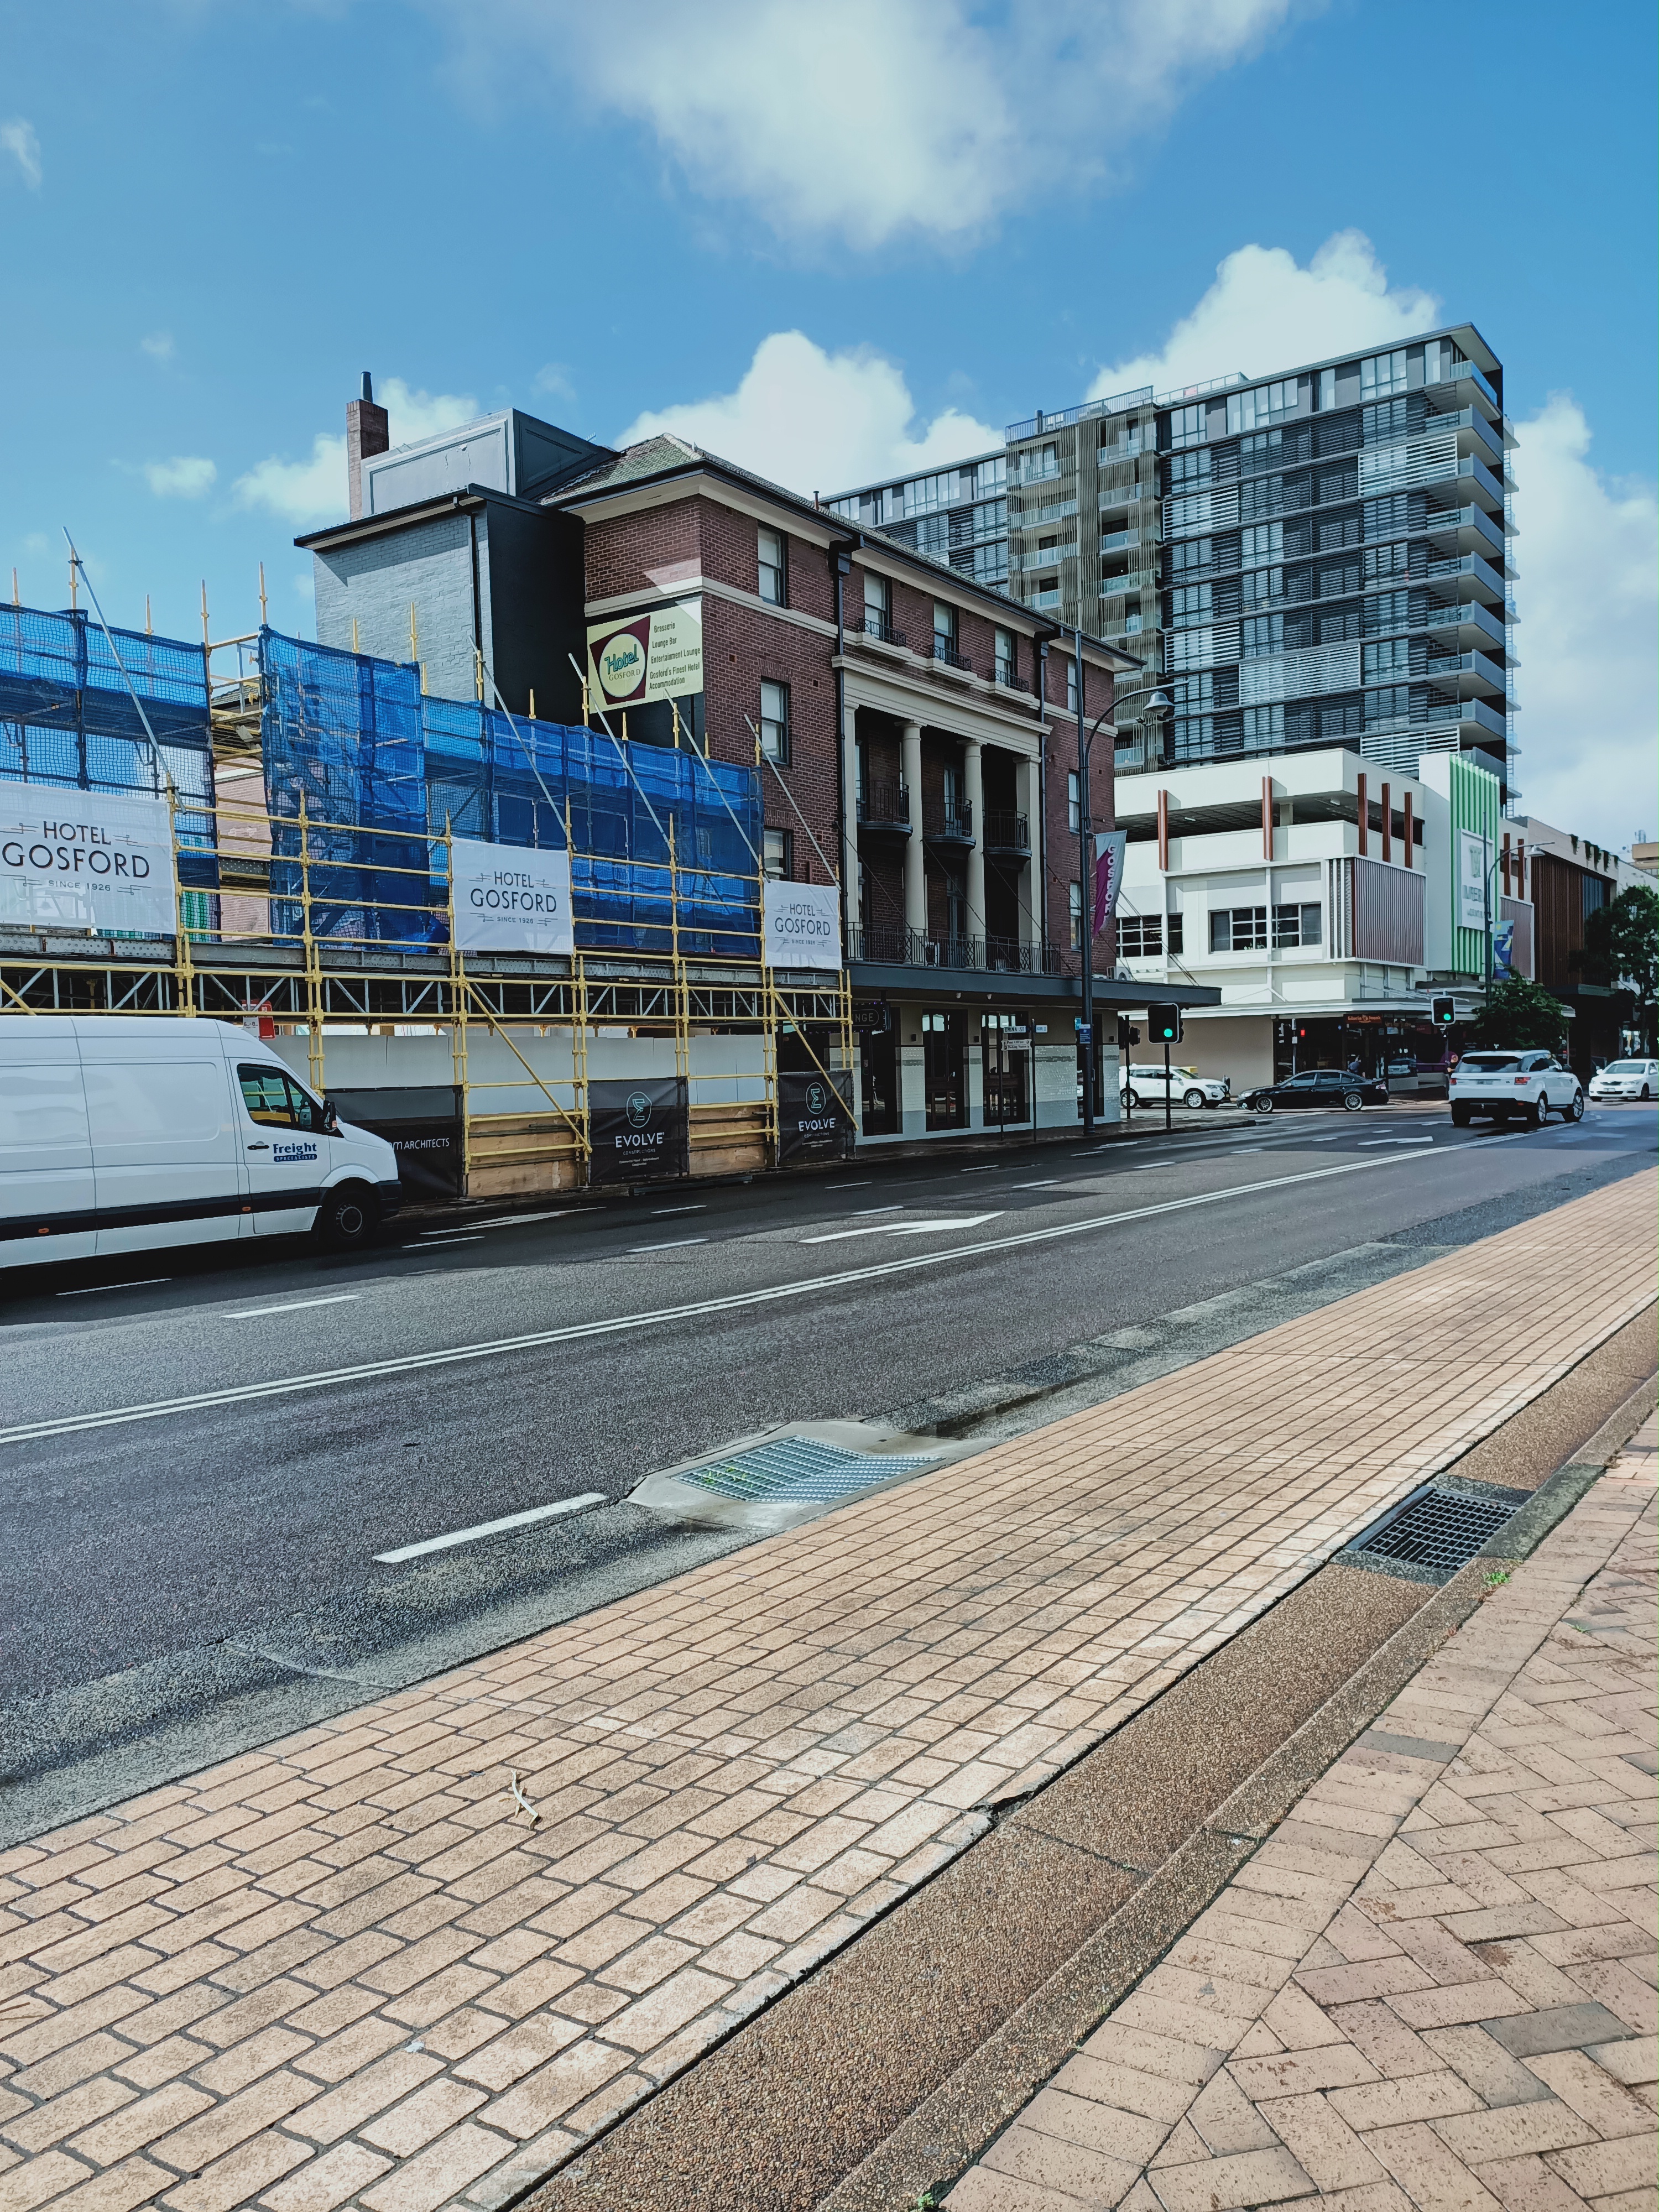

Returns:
1,0,1653,843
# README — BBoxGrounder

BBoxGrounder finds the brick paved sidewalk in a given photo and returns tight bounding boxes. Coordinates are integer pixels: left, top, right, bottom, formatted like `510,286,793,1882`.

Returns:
947,1417,1658,2212
0,1173,1651,2212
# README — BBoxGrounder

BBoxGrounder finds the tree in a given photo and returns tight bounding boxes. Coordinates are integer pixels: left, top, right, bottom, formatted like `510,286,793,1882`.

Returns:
1582,885,1659,1048
1469,976,1571,1053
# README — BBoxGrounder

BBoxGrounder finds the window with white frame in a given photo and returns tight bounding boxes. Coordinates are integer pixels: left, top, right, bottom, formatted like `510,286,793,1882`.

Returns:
933,600,958,654
1209,906,1270,952
1068,881,1083,949
1118,914,1163,957
863,571,890,632
763,826,793,880
994,625,1015,683
1272,902,1322,948
1067,771,1079,832
1360,349,1408,400
759,679,791,762
1066,656,1079,713
757,527,787,606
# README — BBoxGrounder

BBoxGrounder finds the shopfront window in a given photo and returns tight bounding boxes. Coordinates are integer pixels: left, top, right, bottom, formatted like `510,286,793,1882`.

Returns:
922,1011,967,1130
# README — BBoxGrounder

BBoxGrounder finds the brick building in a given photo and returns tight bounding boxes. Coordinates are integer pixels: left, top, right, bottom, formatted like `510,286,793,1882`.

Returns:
302,399,1220,1146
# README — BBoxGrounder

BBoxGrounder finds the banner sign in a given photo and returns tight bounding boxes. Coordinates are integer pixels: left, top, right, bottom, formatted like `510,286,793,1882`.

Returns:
586,599,703,712
451,838,574,956
1491,918,1516,982
1458,830,1489,932
1092,829,1128,937
762,878,842,970
587,1077,689,1185
776,1071,855,1166
0,780,174,937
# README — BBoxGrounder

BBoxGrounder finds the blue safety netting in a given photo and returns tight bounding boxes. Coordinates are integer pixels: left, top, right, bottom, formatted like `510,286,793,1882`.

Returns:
260,629,761,957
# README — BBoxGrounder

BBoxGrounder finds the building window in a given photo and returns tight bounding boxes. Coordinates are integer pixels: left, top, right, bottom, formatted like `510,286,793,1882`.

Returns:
1068,881,1083,950
1241,523,1284,566
1363,638,1410,684
1360,348,1409,400
933,599,957,651
1066,656,1078,713
1169,404,1206,448
995,626,1015,684
863,571,890,631
759,679,791,762
1167,914,1184,954
1242,614,1284,659
1243,705,1285,748
1170,583,1213,625
1067,771,1080,832
1118,914,1163,957
1024,442,1059,482
763,826,793,881
758,528,787,606
1209,906,1270,953
1365,684,1411,728
1242,566,1284,608
1273,902,1322,948
1226,379,1299,435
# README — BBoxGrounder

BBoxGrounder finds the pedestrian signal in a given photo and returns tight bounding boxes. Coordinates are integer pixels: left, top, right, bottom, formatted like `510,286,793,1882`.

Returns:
1147,1002,1181,1045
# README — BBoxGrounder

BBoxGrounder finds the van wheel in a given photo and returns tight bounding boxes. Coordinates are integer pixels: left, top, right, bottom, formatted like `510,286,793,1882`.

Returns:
315,1183,378,1250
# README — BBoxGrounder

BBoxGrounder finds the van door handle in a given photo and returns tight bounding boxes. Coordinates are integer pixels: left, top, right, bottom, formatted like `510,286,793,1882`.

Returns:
246,1142,270,1150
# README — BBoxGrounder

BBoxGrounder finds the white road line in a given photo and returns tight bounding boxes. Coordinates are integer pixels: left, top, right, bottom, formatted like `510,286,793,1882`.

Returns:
403,1235,483,1249
650,1204,707,1216
375,1492,607,1563
56,1279,171,1297
959,1164,999,1173
227,1295,363,1320
802,1212,1003,1245
426,1210,579,1233
629,1237,707,1251
418,1227,493,1241
853,1204,903,1216
0,1136,1526,1444
1012,1180,1060,1189
1360,1139,1435,1147
825,1181,872,1190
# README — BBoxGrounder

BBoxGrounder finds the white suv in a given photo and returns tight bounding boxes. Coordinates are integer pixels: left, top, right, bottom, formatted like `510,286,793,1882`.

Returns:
1589,1057,1657,1101
1120,1063,1230,1110
1449,1050,1584,1129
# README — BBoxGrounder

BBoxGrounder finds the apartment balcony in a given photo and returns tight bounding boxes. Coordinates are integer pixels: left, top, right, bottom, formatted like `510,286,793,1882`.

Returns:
982,810,1030,855
1425,550,1509,606
1412,404,1506,470
922,799,974,845
1423,504,1508,559
848,614,908,656
930,641,974,680
857,779,911,834
1421,598,1507,653
848,926,1061,975
994,665,1029,694
1027,588,1062,610
1425,648,1509,699
1099,528,1141,555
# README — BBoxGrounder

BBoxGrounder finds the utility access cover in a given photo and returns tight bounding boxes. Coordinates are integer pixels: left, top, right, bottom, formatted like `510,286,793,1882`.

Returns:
1348,1484,1523,1584
681,1437,944,1503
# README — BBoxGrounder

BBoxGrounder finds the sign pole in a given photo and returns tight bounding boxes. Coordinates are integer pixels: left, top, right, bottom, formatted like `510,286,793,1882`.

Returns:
1164,1035,1172,1134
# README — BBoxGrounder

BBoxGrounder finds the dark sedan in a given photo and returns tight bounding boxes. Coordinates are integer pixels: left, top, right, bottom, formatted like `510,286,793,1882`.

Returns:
1243,1068,1390,1113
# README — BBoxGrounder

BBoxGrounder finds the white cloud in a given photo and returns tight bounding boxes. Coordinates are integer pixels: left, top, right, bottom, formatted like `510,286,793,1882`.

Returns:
434,0,1303,248
1506,396,1657,852
233,377,479,524
617,330,997,494
1087,230,1440,399
1,118,41,189
142,456,216,498
533,361,575,404
140,332,175,363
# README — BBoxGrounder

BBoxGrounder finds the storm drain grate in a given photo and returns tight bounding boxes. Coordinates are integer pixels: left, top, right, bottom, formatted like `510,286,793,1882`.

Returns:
1355,1488,1519,1577
680,1437,943,1503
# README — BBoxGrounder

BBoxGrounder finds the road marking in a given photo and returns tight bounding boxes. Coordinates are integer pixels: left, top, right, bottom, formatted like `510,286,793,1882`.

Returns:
650,1204,707,1216
629,1237,707,1251
427,1209,581,1232
825,1181,872,1190
958,1164,999,1173
418,1226,493,1241
802,1212,1003,1245
853,1204,903,1215
1012,1179,1060,1189
56,1279,172,1297
0,1136,1527,1444
228,1295,363,1320
375,1492,607,1563
1360,1138,1435,1147
403,1235,483,1249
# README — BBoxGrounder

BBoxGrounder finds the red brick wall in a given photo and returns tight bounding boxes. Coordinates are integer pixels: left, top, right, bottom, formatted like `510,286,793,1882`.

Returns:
1038,644,1115,970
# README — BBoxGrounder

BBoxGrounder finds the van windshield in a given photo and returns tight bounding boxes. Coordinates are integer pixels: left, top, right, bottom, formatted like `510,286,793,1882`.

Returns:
239,1065,326,1132
1459,1053,1520,1072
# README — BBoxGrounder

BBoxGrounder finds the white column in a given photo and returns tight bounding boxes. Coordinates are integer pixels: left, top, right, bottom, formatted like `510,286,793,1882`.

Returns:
964,738,985,954
1014,756,1037,947
841,701,860,937
902,721,926,938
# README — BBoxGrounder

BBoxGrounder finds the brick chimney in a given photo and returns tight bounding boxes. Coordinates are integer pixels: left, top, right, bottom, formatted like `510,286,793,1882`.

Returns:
346,372,390,519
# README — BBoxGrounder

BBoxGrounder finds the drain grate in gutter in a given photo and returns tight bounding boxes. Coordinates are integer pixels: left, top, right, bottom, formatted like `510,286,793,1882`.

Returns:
1353,1486,1520,1580
680,1437,944,1503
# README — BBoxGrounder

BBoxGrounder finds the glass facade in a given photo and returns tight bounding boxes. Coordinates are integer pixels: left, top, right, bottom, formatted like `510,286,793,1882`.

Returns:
825,452,1009,586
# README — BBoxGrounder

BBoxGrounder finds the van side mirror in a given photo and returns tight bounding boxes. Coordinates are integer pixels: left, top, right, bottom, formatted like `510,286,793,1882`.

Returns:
322,1097,341,1134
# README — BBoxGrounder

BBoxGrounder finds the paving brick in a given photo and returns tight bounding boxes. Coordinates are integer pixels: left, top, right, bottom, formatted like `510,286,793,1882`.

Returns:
158,2130,310,2211
67,2084,213,2166
257,2140,390,2211
1146,2144,1316,2212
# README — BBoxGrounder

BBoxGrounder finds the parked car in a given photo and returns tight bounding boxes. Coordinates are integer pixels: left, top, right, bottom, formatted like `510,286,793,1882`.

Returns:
1243,1069,1389,1113
1119,1063,1230,1110
1,1014,402,1272
1588,1057,1658,1102
1449,1049,1584,1128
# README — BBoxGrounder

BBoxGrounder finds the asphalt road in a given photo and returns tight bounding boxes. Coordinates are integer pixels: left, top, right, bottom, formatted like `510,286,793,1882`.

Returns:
1,1100,1652,1831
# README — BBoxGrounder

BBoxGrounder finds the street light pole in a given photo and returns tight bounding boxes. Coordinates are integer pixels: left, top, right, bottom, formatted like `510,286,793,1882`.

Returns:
1074,628,1095,1137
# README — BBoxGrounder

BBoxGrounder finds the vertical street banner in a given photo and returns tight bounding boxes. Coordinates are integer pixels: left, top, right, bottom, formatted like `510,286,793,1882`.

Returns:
1458,830,1489,932
776,1071,854,1165
1491,917,1516,982
586,601,704,712
586,1077,690,1185
450,838,575,955
0,781,175,936
1092,829,1128,937
762,879,842,969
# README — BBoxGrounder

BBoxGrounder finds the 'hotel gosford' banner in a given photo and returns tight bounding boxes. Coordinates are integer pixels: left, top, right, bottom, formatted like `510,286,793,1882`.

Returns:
0,780,175,936
761,879,842,971
450,838,575,956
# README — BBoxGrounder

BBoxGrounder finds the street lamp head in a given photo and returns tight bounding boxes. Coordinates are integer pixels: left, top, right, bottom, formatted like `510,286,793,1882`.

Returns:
1142,689,1172,719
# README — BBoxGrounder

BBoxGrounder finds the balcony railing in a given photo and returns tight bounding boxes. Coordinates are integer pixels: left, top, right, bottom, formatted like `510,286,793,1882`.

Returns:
982,810,1030,854
856,779,910,831
851,615,907,648
923,800,974,842
995,665,1029,693
849,927,1062,974
931,641,974,672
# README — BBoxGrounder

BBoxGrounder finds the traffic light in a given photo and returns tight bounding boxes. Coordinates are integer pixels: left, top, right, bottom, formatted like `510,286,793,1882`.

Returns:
1117,1019,1140,1049
1432,995,1455,1026
1147,1002,1182,1045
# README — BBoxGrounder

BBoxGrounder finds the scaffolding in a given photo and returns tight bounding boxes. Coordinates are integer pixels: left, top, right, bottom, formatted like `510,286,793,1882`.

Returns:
2,611,854,1193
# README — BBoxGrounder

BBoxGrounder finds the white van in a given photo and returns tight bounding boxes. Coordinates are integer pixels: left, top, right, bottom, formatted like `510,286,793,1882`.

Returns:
1,1015,401,1271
